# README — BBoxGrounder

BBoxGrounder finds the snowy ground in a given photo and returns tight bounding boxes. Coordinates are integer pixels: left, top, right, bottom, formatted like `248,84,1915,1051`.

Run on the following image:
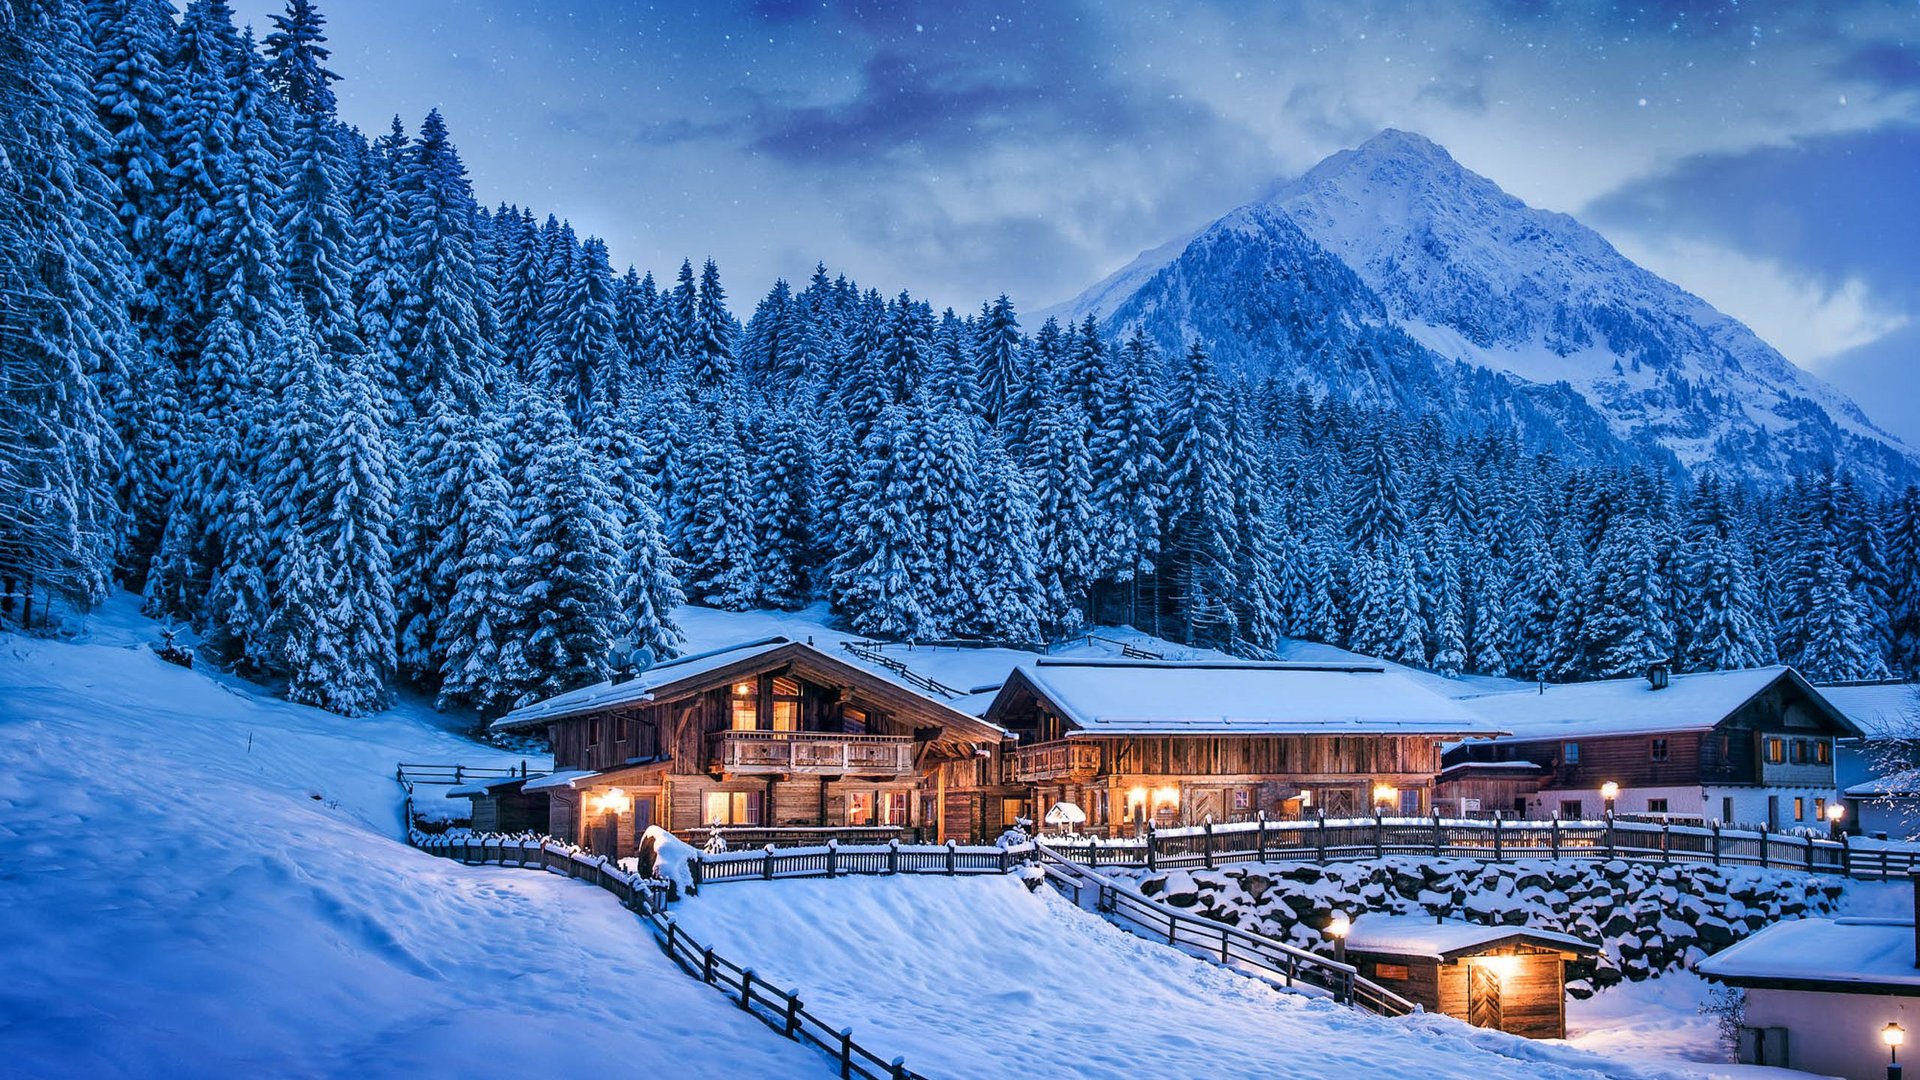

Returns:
669,873,1706,1080
0,594,826,1077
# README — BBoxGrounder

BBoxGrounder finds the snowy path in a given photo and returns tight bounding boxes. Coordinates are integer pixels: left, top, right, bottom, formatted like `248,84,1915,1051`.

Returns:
0,603,829,1078
668,874,1684,1080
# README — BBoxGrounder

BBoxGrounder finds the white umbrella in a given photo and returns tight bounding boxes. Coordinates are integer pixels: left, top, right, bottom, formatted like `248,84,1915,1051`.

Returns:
1044,802,1087,828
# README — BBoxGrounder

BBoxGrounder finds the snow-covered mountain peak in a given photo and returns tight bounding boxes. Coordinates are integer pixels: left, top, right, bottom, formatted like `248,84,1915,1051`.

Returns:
1050,129,1917,488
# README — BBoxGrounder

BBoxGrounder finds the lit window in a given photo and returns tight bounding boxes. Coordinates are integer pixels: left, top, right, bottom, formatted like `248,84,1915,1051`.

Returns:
730,680,758,731
1815,797,1827,821
848,791,874,826
1376,963,1410,981
703,790,762,826
1816,741,1831,765
1765,737,1785,764
1793,797,1805,822
772,676,801,732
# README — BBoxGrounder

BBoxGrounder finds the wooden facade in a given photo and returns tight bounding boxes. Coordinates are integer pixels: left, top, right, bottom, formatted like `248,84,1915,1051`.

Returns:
1344,920,1598,1039
490,640,1002,854
941,661,1493,837
1443,667,1864,823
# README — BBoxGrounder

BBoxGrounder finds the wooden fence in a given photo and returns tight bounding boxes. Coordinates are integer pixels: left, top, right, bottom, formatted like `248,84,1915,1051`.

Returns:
407,826,925,1080
1044,814,1920,881
1033,844,1417,1018
691,839,1028,887
395,761,546,791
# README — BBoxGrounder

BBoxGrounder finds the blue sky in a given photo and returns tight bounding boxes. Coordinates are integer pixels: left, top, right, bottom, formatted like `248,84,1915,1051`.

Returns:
232,0,1920,444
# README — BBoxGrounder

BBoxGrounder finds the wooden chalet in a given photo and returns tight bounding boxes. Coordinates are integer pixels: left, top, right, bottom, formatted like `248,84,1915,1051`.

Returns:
947,658,1502,837
1443,665,1864,828
1343,915,1598,1039
484,638,1004,855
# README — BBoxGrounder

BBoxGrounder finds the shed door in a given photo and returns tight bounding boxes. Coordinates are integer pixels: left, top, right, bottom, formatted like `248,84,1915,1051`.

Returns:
633,797,655,835
1468,964,1503,1031
593,811,619,857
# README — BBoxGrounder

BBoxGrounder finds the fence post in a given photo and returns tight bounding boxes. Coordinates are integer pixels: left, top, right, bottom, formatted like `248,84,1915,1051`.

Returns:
664,918,678,960
702,946,716,984
1758,824,1769,869
1146,823,1157,872
891,1057,907,1080
1204,817,1215,870
1662,823,1672,864
1317,810,1328,862
764,846,775,881
784,991,802,1037
1711,821,1722,866
1492,814,1503,862
890,838,901,875
1805,834,1816,873
1840,832,1852,878
1550,816,1560,860
839,1029,854,1079
826,840,838,879
999,846,1009,873
946,839,957,875
1433,811,1444,857
740,969,756,1011
1257,810,1269,863
1605,812,1616,857
1374,810,1385,859
690,855,704,892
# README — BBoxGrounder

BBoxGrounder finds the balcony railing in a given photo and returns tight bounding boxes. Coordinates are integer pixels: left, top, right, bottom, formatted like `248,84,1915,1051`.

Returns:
1008,741,1102,784
708,730,916,776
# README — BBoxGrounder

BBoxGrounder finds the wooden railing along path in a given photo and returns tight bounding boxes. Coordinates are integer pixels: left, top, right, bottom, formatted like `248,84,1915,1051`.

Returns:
689,838,1028,887
838,641,965,699
406,827,929,1080
395,760,546,792
1033,843,1417,1018
1044,813,1920,881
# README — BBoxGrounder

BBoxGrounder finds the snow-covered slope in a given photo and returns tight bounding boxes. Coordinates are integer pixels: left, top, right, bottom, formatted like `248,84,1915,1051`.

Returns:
0,597,827,1078
1050,129,1917,488
669,874,1676,1079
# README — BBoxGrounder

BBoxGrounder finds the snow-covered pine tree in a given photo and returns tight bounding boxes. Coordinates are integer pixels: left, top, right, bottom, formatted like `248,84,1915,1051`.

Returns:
433,419,518,715
830,403,931,639
1027,397,1097,636
750,405,814,609
959,434,1045,643
1678,472,1768,671
1159,342,1240,648
679,405,759,609
396,109,491,416
537,232,620,424
500,410,623,706
617,479,685,667
1796,544,1893,682
974,294,1021,428
688,258,736,394
1090,328,1166,625
1888,486,1920,676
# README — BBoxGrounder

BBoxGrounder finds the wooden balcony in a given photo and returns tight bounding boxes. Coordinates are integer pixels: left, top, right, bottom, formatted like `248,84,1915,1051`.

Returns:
1008,740,1102,784
708,730,916,777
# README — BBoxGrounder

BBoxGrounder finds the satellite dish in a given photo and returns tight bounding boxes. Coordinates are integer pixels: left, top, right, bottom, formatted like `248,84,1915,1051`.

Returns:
629,645,658,673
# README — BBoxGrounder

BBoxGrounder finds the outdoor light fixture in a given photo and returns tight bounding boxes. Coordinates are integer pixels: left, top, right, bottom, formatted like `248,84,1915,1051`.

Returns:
1476,954,1521,980
1887,1022,1906,1080
1152,785,1180,810
1600,781,1619,817
1828,802,1847,841
1327,912,1350,964
589,787,630,816
1372,784,1397,811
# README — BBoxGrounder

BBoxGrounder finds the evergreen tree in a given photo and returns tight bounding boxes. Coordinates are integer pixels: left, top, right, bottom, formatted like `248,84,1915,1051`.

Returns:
1160,343,1240,647
397,109,490,415
975,294,1021,427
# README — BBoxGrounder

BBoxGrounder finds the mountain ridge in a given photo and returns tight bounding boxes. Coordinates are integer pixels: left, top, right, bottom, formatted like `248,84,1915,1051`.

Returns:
1046,129,1915,487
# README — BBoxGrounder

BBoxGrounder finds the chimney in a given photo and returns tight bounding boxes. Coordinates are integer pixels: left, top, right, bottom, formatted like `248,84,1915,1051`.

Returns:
1646,661,1671,691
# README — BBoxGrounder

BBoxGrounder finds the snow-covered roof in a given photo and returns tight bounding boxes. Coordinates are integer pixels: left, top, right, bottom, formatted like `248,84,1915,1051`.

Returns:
1460,666,1857,743
1848,767,1920,799
1437,760,1543,778
491,638,791,730
1696,918,1920,993
1818,682,1920,739
522,769,598,792
1344,915,1597,960
1002,658,1501,737
446,774,531,798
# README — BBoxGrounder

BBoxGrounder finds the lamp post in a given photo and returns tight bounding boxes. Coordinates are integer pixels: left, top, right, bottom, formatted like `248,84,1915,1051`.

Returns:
1885,1021,1904,1080
1828,802,1846,841
1327,911,1351,965
1600,781,1619,819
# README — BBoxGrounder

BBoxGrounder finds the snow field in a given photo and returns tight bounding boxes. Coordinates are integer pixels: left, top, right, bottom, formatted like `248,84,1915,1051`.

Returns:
0,612,828,1078
667,874,1680,1080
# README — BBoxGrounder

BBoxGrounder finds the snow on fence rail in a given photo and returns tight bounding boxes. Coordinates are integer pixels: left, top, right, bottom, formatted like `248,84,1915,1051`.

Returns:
395,760,547,791
1033,843,1418,1019
690,839,1031,887
1046,814,1920,880
406,825,926,1080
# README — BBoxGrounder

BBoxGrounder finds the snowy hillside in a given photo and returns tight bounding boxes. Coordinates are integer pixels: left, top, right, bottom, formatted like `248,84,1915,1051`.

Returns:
669,875,1676,1080
1050,129,1917,488
0,597,827,1077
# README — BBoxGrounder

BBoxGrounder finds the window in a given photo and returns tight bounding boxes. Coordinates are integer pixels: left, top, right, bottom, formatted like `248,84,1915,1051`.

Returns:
1562,742,1580,764
1816,741,1832,766
1233,788,1251,812
1647,798,1669,814
585,717,601,746
1793,796,1805,822
1092,788,1110,826
1375,963,1410,981
1001,797,1025,827
1814,797,1827,822
1649,738,1669,762
1722,796,1734,824
887,792,909,826
703,790,762,826
1764,737,1785,765
771,676,801,732
730,680,759,731
1790,740,1808,765
848,791,875,826
614,713,629,742
1560,799,1584,819
843,706,869,734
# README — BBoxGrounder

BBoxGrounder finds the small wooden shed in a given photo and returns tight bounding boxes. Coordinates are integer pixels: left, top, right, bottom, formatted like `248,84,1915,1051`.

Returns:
448,776,551,835
1343,915,1599,1039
